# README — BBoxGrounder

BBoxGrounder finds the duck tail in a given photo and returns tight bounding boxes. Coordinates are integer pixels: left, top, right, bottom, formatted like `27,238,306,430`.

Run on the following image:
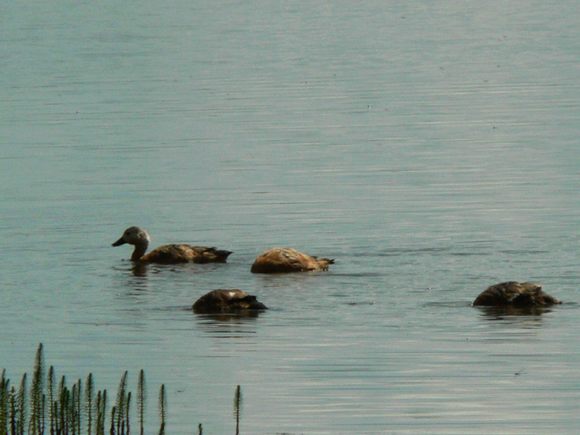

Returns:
241,295,268,310
318,257,335,270
215,249,233,261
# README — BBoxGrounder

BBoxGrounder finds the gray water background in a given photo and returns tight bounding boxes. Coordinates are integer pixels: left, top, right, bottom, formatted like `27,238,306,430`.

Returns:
2,1,580,433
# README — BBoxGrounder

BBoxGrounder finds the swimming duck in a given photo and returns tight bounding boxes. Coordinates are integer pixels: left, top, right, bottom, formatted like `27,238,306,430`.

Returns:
192,289,268,314
112,226,232,264
473,281,561,307
251,247,334,273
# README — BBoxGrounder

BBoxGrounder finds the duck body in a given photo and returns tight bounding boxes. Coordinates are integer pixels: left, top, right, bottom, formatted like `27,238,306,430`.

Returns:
251,247,334,273
138,244,232,264
112,226,232,264
473,281,560,307
192,289,268,314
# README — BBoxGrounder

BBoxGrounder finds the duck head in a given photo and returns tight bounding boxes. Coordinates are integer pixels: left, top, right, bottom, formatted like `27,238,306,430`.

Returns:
112,226,151,248
112,227,151,261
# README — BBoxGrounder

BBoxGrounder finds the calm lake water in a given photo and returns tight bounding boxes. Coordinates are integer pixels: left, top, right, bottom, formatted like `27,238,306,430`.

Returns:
2,1,580,433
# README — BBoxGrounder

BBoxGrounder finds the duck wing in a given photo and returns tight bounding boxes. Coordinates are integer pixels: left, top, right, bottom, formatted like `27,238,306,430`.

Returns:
185,246,233,263
473,282,524,306
251,248,332,273
474,281,561,307
140,244,231,264
251,249,301,272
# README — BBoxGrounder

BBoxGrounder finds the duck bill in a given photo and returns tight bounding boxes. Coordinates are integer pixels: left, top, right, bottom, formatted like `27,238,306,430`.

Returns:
112,237,126,247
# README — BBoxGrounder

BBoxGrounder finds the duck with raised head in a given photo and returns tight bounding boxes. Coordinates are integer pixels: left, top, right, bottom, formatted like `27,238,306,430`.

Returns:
192,289,268,314
473,281,561,307
251,247,334,273
112,226,232,264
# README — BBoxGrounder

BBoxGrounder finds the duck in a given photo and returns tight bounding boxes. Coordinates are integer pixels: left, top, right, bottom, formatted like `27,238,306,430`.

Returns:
112,226,232,264
473,281,561,307
192,289,268,314
250,247,334,273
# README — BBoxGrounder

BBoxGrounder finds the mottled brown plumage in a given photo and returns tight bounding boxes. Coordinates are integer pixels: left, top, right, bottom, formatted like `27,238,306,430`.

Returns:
250,247,334,273
192,289,268,314
112,226,232,264
473,281,561,307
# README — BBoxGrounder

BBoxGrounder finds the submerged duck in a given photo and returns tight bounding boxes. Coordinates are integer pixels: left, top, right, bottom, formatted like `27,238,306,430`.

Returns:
112,226,232,264
251,247,334,273
473,281,561,307
192,289,268,314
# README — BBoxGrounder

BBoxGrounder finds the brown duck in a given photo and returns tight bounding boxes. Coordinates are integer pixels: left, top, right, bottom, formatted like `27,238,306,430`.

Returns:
192,289,267,314
112,226,232,264
473,281,561,307
251,247,334,273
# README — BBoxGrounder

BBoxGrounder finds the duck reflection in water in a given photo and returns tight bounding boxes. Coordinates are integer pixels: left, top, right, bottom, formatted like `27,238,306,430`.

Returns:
195,310,265,325
477,305,555,320
131,262,149,277
473,281,561,317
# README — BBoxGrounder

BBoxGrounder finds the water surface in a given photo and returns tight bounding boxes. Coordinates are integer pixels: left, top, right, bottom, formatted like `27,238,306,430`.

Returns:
2,1,580,433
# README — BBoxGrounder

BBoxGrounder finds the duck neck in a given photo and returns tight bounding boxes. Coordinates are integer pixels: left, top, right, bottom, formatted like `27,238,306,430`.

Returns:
131,241,148,261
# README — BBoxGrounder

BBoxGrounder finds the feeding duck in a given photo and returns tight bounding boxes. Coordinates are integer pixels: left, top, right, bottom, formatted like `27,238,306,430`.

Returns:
192,289,268,314
251,247,334,273
473,281,561,307
112,226,232,264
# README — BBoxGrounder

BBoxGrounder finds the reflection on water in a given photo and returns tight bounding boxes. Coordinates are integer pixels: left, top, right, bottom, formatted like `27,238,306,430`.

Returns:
126,261,228,277
476,305,556,320
131,263,149,277
193,312,264,338
195,311,265,323
111,263,152,295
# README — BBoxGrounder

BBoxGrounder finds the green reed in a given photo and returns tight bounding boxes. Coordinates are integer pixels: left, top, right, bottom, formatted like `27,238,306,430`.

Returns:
136,369,145,435
0,344,166,435
233,385,242,435
1,344,245,435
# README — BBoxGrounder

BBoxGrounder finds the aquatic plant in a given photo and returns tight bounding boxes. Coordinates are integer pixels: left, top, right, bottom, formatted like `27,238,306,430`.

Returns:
0,369,8,431
1,344,245,434
158,384,166,435
28,344,43,435
0,344,166,435
85,373,94,435
233,385,242,435
136,369,145,435
114,370,129,434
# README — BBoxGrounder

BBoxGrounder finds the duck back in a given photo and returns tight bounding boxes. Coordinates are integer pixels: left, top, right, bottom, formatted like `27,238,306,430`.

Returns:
193,289,267,314
251,247,334,273
141,245,232,264
473,281,560,307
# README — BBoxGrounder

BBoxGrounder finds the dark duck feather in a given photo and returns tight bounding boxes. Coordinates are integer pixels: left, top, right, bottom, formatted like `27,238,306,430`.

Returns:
192,289,268,314
473,281,560,307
